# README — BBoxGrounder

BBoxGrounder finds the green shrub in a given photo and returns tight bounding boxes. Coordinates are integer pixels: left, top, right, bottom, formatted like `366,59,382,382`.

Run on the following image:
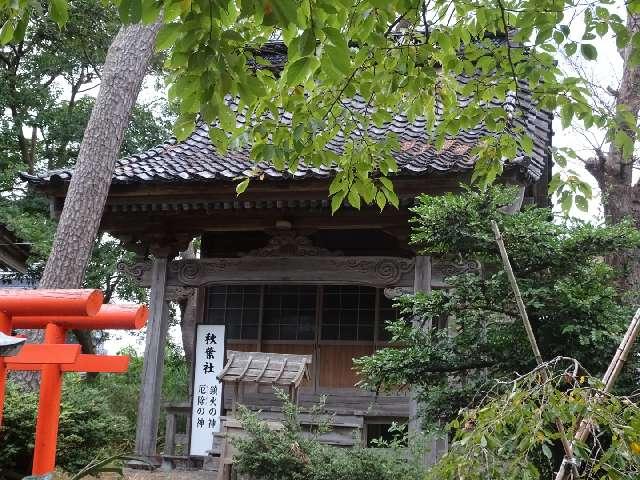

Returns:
0,384,38,474
232,391,425,480
0,378,131,474
0,344,189,475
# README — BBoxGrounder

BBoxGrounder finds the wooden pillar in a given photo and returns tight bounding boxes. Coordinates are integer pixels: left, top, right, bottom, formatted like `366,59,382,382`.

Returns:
409,255,431,433
135,254,171,458
164,411,176,456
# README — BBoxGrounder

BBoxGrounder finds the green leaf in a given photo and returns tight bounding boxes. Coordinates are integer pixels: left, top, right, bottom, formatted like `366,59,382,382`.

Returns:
331,192,346,214
595,22,608,37
541,443,553,459
0,21,15,45
286,56,318,86
323,26,347,50
382,187,399,208
577,181,592,198
156,24,181,52
379,176,393,191
236,178,250,195
580,43,597,61
560,192,572,213
575,195,588,212
325,45,351,75
560,103,574,129
347,188,361,209
13,14,29,43
262,0,297,27
208,127,230,152
141,0,161,24
548,173,562,194
520,136,533,155
299,29,316,56
564,42,577,56
49,0,69,28
222,30,245,43
174,115,195,141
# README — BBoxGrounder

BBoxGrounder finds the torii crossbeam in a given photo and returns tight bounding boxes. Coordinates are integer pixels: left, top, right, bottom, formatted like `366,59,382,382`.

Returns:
0,289,148,476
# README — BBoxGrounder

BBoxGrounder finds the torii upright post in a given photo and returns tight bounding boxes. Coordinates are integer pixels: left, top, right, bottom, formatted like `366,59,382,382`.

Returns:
0,289,148,477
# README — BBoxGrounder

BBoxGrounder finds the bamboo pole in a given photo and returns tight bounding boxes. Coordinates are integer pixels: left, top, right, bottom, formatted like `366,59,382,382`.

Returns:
490,221,579,478
553,307,640,480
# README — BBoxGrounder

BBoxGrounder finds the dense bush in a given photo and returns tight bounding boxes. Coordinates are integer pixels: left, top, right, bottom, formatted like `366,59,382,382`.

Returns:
0,379,131,474
233,392,425,480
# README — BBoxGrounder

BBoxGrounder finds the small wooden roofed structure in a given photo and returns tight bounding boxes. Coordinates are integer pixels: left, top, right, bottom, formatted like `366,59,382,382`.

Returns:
219,350,311,388
219,350,311,410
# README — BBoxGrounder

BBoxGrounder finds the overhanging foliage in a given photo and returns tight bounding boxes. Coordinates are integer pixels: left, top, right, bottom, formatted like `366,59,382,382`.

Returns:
3,0,639,207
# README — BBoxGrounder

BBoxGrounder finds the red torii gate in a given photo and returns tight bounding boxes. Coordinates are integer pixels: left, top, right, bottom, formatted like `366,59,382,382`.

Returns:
0,289,148,476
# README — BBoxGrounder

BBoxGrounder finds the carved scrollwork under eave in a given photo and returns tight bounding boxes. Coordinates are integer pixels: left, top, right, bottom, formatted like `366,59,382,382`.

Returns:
116,260,152,287
169,259,204,286
331,257,414,286
375,258,415,284
242,231,340,257
432,259,481,278
165,286,196,302
118,256,481,290
383,287,414,299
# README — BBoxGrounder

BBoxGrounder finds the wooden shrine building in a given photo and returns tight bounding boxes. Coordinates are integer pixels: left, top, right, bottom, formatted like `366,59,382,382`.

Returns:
23,41,553,467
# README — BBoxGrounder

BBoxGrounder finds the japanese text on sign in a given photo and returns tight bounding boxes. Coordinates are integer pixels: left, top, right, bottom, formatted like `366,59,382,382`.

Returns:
189,324,225,456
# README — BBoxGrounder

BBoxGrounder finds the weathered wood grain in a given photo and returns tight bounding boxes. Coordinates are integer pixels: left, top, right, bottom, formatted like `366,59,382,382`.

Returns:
135,256,171,457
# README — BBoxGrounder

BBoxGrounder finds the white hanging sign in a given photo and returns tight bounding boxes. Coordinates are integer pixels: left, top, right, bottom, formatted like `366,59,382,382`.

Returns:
189,324,225,456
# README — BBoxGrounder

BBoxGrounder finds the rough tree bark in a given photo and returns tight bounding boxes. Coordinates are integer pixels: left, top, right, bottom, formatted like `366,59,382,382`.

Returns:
15,23,161,389
586,11,640,301
40,21,161,288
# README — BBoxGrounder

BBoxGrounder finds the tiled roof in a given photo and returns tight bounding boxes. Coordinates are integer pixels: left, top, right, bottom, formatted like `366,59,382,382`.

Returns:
23,43,552,187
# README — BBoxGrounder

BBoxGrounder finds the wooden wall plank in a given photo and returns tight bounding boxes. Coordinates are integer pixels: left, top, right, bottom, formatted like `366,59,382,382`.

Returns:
318,345,375,389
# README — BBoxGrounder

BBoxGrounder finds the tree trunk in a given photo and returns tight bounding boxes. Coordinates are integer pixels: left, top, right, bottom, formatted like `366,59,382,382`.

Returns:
40,22,160,289
14,23,161,390
587,11,640,302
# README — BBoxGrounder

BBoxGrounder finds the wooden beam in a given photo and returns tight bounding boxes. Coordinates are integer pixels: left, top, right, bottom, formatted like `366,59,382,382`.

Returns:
121,256,416,288
134,255,171,457
119,256,480,290
99,206,412,235
409,256,431,434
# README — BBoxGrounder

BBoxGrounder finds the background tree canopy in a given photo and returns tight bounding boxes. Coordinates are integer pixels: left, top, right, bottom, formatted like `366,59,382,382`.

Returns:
355,186,640,426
